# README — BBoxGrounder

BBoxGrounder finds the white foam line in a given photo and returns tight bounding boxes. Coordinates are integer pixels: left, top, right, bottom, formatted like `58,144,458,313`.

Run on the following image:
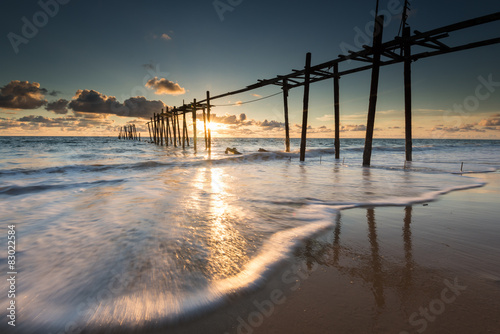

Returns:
329,181,486,211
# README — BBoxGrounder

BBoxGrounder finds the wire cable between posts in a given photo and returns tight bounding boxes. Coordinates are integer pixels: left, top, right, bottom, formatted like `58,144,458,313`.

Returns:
212,91,282,107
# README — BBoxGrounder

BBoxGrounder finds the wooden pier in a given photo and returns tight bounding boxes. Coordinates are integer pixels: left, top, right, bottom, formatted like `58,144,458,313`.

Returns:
118,124,139,141
140,5,499,165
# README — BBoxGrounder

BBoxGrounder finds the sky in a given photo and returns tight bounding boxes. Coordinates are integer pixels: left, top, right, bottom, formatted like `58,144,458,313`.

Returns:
0,0,499,138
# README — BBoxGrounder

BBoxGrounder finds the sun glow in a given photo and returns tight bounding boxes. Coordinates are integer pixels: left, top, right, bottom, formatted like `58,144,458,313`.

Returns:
196,120,228,134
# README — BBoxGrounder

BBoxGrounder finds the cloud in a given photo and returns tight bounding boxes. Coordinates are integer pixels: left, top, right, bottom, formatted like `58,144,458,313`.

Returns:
3,114,114,131
478,114,500,127
69,90,165,119
317,114,334,122
160,33,172,40
341,124,366,131
145,77,186,95
46,99,69,114
252,94,262,98
0,80,48,109
431,124,486,133
259,119,285,129
210,113,250,125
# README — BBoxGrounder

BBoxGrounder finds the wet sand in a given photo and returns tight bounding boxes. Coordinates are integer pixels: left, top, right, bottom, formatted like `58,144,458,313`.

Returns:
146,172,500,334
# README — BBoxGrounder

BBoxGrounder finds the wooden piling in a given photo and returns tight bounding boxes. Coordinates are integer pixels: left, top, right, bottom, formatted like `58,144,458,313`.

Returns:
164,107,170,146
152,114,157,144
176,112,182,146
206,91,212,154
182,110,186,150
403,26,413,162
202,107,208,149
192,99,197,152
147,121,152,142
183,110,189,147
172,109,177,148
283,79,290,153
151,116,155,144
159,110,164,146
362,15,384,166
299,52,312,162
334,63,341,159
155,114,160,144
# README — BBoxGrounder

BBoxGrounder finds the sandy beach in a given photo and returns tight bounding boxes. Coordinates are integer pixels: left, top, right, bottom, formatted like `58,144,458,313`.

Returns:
157,171,500,334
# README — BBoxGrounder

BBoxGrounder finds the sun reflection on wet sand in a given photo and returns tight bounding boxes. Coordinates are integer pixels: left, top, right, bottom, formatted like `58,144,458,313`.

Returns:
191,167,250,280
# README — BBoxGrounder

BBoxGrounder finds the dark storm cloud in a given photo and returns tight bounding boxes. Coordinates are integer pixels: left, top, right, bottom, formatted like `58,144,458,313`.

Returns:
69,90,165,119
0,80,48,109
46,99,70,114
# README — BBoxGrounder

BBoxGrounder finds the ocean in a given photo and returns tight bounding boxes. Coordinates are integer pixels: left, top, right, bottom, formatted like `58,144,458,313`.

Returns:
0,137,499,333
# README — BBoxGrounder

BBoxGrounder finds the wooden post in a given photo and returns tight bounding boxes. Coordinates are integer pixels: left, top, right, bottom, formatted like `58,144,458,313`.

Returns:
151,117,155,144
159,110,164,146
176,112,182,146
206,91,212,154
182,110,186,150
147,121,152,142
192,99,197,152
334,63,341,159
165,107,170,147
202,107,208,149
172,108,177,148
183,110,189,147
299,52,312,162
155,114,159,145
404,26,412,162
362,15,384,166
152,114,156,144
163,115,167,145
283,79,290,153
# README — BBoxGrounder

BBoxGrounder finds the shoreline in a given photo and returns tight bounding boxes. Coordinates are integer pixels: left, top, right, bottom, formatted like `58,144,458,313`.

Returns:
153,171,500,334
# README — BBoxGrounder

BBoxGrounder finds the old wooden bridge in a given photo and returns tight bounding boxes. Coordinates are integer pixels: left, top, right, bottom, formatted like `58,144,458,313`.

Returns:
136,3,499,166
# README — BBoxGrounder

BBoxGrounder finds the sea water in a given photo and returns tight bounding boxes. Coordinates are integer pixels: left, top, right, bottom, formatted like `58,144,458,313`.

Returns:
0,137,499,333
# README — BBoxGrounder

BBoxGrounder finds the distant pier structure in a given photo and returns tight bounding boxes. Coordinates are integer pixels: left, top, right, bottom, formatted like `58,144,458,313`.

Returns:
138,3,500,165
118,124,140,141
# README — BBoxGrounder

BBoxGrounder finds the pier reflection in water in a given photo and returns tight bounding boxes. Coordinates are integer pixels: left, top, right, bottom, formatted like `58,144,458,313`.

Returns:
296,205,416,312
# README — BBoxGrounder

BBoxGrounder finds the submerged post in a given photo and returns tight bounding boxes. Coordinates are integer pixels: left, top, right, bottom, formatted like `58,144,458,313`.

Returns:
362,15,384,166
192,99,197,152
283,79,291,153
334,63,341,159
403,26,413,162
299,52,312,162
206,91,212,154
